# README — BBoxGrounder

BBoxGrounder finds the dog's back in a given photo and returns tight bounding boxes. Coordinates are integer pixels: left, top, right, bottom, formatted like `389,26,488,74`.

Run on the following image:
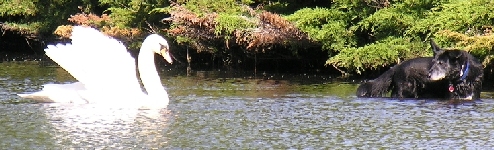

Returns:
357,57,451,98
392,57,438,98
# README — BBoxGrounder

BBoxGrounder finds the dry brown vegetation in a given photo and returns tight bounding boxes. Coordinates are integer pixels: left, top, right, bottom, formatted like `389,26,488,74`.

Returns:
164,4,314,53
54,13,142,43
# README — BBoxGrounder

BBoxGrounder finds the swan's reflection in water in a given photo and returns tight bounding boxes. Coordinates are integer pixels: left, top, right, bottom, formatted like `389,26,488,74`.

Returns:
43,103,172,149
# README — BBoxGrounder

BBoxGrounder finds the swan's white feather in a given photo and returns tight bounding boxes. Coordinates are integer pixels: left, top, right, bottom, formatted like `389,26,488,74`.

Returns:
44,26,142,93
17,82,87,103
19,26,171,107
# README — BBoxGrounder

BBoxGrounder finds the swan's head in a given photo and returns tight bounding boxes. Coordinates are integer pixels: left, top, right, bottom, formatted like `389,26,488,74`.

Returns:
145,34,173,64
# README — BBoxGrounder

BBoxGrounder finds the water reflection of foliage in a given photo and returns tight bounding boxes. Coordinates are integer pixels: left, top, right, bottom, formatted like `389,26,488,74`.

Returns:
4,62,359,101
0,62,53,79
164,71,358,99
0,61,76,82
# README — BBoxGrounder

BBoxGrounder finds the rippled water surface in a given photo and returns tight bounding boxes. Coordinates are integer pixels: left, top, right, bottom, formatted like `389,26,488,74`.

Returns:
1,61,494,149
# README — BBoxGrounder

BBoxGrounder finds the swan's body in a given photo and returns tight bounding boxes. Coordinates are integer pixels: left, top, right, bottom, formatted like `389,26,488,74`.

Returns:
18,26,173,107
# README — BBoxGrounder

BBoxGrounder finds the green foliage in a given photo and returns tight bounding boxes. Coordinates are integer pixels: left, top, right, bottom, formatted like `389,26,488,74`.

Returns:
99,0,131,7
355,4,417,39
178,0,253,16
285,7,354,51
285,7,347,32
107,7,136,28
331,0,376,19
327,37,427,74
0,22,44,34
261,1,289,13
101,0,170,28
2,0,494,74
153,0,259,51
285,0,494,74
435,29,494,66
408,0,494,38
256,0,332,14
0,0,37,16
408,0,494,67
0,0,170,35
214,13,256,36
0,0,89,34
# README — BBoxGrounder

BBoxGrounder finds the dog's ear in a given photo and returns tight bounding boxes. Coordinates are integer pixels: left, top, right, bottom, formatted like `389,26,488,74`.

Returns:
430,39,443,56
448,50,465,63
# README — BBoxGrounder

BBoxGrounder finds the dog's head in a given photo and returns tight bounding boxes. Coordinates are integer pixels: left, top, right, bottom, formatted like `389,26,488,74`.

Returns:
428,40,469,81
356,82,372,97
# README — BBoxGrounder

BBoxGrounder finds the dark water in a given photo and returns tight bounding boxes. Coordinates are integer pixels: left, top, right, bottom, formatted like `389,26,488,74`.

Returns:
1,61,494,149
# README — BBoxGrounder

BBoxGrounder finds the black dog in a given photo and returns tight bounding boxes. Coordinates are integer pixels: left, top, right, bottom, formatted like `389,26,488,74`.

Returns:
357,57,451,98
428,40,483,100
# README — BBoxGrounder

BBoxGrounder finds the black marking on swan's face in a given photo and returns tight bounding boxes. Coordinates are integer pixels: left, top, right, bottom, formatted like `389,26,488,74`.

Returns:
146,34,173,64
159,43,173,64
160,44,168,52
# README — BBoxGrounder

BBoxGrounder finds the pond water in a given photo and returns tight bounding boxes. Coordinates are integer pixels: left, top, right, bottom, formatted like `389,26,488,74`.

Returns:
1,61,494,149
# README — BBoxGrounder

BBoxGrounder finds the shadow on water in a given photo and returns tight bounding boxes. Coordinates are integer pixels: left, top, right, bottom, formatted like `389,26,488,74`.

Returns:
1,61,494,149
163,70,359,101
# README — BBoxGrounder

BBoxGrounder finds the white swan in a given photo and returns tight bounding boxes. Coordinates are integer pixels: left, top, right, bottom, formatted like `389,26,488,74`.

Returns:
18,26,173,107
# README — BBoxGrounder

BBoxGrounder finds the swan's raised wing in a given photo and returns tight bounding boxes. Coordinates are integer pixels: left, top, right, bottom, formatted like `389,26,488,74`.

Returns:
44,26,142,93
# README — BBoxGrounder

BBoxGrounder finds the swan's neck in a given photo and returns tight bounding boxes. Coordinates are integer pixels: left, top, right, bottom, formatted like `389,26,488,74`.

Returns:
137,45,168,99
